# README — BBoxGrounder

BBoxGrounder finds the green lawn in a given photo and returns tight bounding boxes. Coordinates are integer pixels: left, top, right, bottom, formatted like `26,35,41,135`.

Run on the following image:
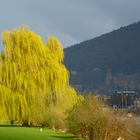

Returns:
0,127,83,140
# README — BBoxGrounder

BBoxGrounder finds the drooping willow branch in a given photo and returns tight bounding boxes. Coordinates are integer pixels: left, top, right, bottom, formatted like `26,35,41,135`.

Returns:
0,27,79,124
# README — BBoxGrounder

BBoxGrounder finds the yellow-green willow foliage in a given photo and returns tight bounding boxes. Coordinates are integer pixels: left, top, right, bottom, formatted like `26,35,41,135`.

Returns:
0,27,79,125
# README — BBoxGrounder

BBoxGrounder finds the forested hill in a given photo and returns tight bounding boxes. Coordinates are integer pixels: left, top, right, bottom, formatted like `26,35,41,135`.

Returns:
64,21,140,94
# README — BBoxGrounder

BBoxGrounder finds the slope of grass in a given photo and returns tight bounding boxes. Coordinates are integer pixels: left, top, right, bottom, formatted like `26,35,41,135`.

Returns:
0,127,83,140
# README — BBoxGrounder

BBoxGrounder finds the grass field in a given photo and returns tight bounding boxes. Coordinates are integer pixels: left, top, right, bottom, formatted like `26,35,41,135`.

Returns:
0,127,84,140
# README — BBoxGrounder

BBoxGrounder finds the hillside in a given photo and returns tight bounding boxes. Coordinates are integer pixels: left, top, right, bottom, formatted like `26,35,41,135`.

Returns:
64,22,140,94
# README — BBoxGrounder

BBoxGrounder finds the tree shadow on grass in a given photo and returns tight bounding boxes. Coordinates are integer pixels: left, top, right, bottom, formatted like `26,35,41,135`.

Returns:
52,135,80,140
0,125,22,127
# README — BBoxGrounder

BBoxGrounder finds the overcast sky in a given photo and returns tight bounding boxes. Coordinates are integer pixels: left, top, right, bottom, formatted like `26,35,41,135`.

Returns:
0,0,140,48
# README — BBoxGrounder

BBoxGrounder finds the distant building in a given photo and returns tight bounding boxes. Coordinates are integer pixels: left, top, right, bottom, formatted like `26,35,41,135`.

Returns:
134,97,140,109
110,90,140,109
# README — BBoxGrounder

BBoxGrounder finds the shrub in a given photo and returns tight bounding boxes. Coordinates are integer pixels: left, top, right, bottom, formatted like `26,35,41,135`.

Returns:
67,95,139,140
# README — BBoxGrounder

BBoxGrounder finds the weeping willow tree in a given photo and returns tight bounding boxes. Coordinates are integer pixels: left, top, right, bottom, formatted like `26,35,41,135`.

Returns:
0,27,79,126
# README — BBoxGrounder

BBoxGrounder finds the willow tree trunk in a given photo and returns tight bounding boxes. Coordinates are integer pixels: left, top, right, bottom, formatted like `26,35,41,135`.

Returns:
22,121,30,127
89,127,94,140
